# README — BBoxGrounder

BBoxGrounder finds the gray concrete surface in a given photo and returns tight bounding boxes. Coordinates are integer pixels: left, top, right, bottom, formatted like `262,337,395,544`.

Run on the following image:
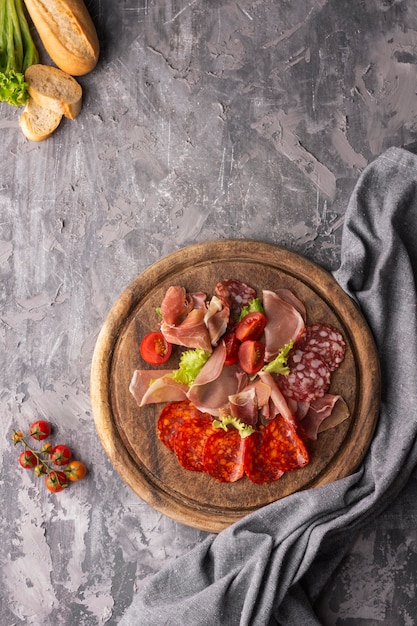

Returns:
2,1,417,623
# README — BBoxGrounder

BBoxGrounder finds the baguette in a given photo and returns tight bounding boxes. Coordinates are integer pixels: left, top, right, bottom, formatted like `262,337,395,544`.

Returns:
19,98,63,141
25,64,82,120
23,0,99,76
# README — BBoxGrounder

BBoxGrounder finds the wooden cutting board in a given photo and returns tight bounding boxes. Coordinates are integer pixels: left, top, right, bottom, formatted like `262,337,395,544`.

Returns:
90,240,380,533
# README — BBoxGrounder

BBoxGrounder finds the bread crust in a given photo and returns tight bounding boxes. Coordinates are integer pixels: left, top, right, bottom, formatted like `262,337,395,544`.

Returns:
19,98,63,141
23,0,99,76
25,64,83,120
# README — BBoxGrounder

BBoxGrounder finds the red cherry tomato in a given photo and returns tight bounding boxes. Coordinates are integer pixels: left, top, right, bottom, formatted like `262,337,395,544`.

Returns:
223,332,240,365
45,471,68,492
19,450,37,469
140,331,173,365
238,340,265,374
235,312,267,342
29,420,51,440
51,444,72,466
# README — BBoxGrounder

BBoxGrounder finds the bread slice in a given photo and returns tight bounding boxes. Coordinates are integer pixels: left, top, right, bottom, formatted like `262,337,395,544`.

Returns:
19,98,63,141
25,64,82,120
23,0,99,76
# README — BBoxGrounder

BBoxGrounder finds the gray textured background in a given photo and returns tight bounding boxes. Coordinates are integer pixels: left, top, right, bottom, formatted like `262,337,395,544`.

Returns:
2,1,417,624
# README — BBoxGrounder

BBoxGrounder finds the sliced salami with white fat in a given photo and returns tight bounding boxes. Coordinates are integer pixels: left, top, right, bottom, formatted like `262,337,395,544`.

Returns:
214,279,257,319
297,322,346,371
278,349,331,402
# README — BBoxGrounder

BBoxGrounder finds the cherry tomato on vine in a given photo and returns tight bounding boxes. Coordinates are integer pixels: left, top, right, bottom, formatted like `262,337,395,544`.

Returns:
45,471,68,492
238,340,265,374
235,312,267,342
140,331,173,365
223,332,241,365
19,450,37,469
65,460,87,482
29,420,51,440
51,444,72,466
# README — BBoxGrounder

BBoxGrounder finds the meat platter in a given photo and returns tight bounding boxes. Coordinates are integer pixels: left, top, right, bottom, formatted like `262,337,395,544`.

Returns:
90,240,380,533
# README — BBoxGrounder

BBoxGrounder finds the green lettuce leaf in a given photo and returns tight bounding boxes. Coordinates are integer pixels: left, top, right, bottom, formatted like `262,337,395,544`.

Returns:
238,297,264,320
171,348,211,385
0,0,40,106
0,70,28,106
212,414,255,438
261,339,294,375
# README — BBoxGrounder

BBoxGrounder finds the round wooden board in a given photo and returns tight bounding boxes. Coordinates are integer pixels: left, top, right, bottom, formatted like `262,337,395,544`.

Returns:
90,240,380,533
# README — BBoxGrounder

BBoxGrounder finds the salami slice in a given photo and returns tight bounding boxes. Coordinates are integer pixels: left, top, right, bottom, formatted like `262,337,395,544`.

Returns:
203,429,246,482
244,430,285,484
261,415,309,471
214,279,257,319
174,419,215,472
278,349,331,402
157,401,211,451
297,322,346,371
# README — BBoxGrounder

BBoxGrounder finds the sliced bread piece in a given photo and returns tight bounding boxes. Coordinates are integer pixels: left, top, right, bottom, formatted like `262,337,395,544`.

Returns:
25,64,82,120
19,97,63,141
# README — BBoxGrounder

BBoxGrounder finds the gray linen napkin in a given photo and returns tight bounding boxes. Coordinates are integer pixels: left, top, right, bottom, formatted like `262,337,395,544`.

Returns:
119,147,417,626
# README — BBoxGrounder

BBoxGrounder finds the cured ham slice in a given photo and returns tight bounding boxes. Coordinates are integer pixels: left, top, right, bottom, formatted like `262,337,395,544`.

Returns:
275,288,307,321
187,343,247,415
299,394,350,440
161,308,213,353
204,296,230,346
258,370,296,427
160,286,194,326
129,370,189,407
229,387,258,426
262,290,305,361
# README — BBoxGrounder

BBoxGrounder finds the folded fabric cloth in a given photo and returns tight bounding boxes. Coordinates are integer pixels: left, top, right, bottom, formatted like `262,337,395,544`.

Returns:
119,147,417,626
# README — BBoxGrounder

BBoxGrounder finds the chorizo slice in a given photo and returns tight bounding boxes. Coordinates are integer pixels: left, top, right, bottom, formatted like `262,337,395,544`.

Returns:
244,430,285,484
174,419,215,472
203,429,246,482
261,415,309,471
157,401,211,451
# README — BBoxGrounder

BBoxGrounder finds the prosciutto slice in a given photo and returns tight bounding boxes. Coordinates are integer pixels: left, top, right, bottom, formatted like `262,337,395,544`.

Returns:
262,290,305,361
160,286,194,326
228,387,258,426
129,370,188,407
161,308,213,353
187,343,247,415
204,296,230,346
299,394,350,440
257,370,297,427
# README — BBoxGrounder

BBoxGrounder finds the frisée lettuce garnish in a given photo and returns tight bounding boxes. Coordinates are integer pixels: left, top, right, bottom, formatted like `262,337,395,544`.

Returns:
171,348,211,385
212,414,255,438
261,339,294,375
238,297,264,320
